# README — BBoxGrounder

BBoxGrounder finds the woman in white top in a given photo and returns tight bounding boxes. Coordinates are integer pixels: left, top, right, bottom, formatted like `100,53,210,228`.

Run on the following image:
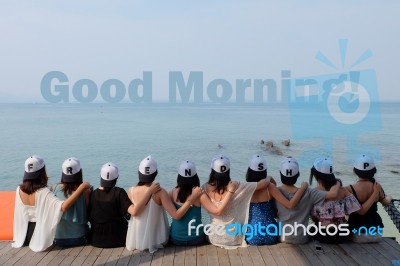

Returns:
12,155,90,252
202,155,270,249
126,156,202,253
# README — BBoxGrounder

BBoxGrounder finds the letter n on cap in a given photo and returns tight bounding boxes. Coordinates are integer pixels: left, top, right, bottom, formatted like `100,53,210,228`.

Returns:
185,169,191,177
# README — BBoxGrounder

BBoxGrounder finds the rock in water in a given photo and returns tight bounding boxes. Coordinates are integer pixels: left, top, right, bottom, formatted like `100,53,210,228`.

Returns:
265,141,274,149
282,139,290,146
260,140,265,145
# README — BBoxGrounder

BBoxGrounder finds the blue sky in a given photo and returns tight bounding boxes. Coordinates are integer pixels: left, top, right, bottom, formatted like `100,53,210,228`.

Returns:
1,1,399,102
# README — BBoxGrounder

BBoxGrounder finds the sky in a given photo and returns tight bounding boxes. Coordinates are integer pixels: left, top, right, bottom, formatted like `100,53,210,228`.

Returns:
1,0,399,103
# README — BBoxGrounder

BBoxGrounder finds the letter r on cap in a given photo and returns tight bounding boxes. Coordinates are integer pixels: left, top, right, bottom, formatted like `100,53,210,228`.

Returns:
67,167,73,174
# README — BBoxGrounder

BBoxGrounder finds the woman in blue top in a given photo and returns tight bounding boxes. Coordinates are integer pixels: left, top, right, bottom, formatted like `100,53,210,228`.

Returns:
246,155,307,245
169,160,238,246
52,157,91,247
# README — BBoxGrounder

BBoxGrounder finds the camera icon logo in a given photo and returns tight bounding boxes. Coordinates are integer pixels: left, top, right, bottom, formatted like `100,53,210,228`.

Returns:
288,39,381,163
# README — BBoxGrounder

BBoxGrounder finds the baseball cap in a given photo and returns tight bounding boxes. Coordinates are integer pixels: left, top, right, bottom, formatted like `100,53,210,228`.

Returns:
100,162,119,187
249,155,267,172
138,155,158,182
62,157,82,183
24,155,46,180
280,156,299,177
354,154,375,171
313,158,333,174
211,155,230,173
179,160,197,178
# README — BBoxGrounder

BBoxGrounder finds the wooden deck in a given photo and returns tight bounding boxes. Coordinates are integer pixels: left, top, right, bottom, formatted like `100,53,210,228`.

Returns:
1,238,400,266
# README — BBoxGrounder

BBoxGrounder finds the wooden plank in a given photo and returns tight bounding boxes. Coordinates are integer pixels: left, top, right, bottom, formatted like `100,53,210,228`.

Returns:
3,246,31,266
196,245,207,266
47,246,73,266
257,245,278,266
217,246,230,266
83,247,104,266
127,249,142,266
327,244,358,266
138,250,154,266
304,241,338,266
267,244,289,266
115,248,134,266
37,245,64,265
161,245,175,266
247,246,264,266
278,243,311,266
297,243,324,266
173,245,185,266
206,244,219,266
383,238,400,252
361,243,392,265
104,247,125,266
0,241,11,254
372,239,400,262
184,246,196,266
151,247,165,266
0,244,27,265
238,247,253,265
227,248,242,266
15,246,56,266
70,245,94,266
338,242,382,266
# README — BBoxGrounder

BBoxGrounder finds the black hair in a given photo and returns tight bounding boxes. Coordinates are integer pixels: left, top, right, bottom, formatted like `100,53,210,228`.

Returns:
353,167,376,182
310,167,336,191
137,181,153,186
208,169,231,194
280,172,300,185
175,174,200,203
246,168,266,182
19,166,48,195
60,170,83,198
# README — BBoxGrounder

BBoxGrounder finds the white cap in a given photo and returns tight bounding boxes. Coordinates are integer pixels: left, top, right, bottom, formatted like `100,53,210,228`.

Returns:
62,157,81,176
24,155,46,180
313,158,333,174
211,155,230,173
101,162,119,181
280,156,299,177
25,155,45,173
354,154,375,171
139,155,157,175
179,160,197,177
249,155,267,172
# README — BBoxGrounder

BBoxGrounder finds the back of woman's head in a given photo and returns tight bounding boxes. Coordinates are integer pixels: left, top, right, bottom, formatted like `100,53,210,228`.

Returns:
176,160,201,202
279,156,300,185
61,157,83,197
246,155,267,182
353,154,377,182
208,155,231,194
310,158,336,191
100,162,119,192
20,155,48,194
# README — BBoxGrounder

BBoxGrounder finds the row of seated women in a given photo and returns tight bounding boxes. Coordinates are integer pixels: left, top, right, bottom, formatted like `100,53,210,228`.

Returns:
12,154,391,252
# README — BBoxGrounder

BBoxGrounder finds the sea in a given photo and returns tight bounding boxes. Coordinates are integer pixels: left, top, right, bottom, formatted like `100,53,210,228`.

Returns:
1,102,399,239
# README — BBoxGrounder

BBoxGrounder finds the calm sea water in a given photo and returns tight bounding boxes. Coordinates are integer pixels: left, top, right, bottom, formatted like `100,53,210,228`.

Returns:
1,103,399,238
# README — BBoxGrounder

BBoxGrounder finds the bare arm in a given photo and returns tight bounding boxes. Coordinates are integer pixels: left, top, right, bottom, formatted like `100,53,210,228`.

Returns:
269,182,308,209
61,182,90,212
325,181,340,200
200,181,238,215
356,182,381,215
255,177,271,191
160,187,202,220
128,183,161,216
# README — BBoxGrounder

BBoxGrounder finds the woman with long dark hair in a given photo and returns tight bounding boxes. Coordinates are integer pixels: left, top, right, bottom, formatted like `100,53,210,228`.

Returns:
245,155,307,245
169,160,238,246
310,158,362,244
90,162,160,248
346,154,391,243
202,155,270,249
126,156,202,253
12,155,90,252
52,157,91,246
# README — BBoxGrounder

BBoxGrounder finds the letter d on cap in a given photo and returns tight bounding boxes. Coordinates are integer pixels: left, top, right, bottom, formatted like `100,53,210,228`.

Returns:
220,166,226,172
